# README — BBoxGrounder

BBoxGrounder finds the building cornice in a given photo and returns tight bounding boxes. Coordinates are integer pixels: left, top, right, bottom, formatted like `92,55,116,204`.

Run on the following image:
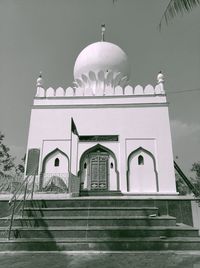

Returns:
32,102,169,109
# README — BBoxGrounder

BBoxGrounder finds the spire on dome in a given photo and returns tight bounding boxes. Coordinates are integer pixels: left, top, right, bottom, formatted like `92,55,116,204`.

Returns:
101,24,106,41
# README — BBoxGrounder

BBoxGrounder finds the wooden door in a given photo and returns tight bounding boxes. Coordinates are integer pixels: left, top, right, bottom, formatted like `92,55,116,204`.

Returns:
89,153,108,191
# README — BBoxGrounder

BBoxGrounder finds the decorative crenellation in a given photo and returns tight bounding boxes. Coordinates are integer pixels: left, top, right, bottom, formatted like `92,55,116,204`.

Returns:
36,83,165,97
35,72,165,98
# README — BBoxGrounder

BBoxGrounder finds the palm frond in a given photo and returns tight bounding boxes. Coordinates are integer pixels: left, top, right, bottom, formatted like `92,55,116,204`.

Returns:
159,0,200,30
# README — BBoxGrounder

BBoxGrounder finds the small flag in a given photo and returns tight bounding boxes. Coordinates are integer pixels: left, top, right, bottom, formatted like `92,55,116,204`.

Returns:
71,118,79,136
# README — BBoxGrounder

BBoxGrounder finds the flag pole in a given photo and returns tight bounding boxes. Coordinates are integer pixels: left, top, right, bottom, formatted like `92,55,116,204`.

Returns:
69,118,73,193
69,118,79,194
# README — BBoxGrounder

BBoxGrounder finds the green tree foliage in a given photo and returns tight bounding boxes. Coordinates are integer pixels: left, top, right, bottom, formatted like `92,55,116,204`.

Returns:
191,162,200,192
175,172,191,195
15,155,25,176
0,132,25,193
0,132,15,176
112,1,200,29
160,0,200,29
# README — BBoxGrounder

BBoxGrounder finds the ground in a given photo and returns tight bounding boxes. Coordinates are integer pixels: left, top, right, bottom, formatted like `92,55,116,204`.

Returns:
1,251,200,268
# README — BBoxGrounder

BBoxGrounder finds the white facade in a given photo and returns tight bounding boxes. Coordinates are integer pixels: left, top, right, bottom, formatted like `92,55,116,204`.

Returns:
25,40,177,195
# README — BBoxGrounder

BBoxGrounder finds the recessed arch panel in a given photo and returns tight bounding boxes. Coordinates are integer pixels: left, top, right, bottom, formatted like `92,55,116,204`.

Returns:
127,147,159,193
40,148,69,190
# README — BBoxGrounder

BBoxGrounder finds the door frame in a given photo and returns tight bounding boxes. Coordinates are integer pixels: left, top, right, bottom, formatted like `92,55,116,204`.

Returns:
78,144,120,191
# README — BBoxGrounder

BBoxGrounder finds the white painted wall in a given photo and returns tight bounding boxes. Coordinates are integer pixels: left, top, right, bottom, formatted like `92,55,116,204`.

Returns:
26,93,177,194
109,155,118,190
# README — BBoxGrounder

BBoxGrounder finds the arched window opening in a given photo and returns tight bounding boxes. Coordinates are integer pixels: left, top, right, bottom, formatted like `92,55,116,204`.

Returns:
54,158,60,167
138,155,144,165
110,162,113,169
84,162,87,169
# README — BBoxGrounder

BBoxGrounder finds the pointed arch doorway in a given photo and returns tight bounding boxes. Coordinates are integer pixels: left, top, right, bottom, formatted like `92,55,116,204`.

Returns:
79,144,120,194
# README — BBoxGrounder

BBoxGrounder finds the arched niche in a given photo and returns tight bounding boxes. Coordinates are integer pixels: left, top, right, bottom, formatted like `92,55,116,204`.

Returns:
127,147,159,193
138,155,144,165
54,158,60,167
78,144,119,191
40,148,69,190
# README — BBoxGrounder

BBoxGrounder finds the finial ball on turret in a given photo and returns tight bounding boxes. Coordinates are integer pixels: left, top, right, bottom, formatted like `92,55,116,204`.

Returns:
36,72,43,87
157,71,164,84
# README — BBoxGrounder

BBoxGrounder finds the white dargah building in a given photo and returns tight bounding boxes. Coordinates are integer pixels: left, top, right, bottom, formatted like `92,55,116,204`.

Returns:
25,28,177,196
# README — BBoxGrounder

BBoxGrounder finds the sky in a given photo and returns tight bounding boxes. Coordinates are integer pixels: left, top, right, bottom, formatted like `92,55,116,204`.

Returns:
0,0,200,176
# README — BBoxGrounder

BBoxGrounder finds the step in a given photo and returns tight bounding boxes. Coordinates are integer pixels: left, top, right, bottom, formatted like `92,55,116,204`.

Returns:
80,190,123,196
22,207,159,217
25,199,157,208
2,225,199,239
0,215,177,227
1,237,200,251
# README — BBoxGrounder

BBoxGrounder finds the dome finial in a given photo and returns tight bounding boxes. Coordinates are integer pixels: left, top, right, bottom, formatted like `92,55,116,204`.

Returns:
101,24,106,42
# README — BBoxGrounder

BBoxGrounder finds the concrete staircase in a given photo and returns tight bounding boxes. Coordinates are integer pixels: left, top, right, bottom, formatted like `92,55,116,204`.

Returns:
0,198,200,251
